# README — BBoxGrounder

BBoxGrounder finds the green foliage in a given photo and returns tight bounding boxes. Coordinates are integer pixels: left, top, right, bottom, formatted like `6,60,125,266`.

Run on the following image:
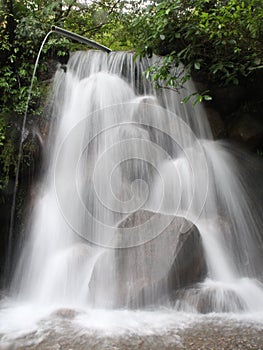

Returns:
0,115,17,190
0,138,17,190
0,118,6,148
0,0,135,120
131,0,263,92
0,0,134,192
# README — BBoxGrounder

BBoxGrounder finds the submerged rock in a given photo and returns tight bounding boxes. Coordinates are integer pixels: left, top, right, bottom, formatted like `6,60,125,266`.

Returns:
52,308,79,319
174,283,246,313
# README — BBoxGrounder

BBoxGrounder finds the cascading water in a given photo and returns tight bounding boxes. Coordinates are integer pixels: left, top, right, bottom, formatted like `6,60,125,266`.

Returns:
1,50,263,348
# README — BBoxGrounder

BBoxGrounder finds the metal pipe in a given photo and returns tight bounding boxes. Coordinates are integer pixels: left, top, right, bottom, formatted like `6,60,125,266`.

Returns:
51,25,111,53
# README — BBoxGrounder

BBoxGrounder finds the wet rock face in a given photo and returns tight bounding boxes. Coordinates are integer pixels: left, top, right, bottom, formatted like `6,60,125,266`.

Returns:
194,70,263,152
0,200,13,284
118,210,207,307
166,219,207,292
228,113,263,150
89,210,207,308
211,85,246,116
175,284,246,314
205,101,263,151
196,289,245,313
205,107,226,139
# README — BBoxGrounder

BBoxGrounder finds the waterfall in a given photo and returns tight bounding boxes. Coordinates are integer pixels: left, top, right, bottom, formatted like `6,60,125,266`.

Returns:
8,51,263,314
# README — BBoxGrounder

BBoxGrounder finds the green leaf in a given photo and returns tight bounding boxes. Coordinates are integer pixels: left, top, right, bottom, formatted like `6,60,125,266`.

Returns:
194,62,201,70
193,95,203,105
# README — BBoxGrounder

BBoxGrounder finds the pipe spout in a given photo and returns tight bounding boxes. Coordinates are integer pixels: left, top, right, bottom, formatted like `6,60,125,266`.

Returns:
51,25,112,53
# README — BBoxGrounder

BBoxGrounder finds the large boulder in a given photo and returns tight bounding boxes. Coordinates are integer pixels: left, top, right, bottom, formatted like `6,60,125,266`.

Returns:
89,210,207,308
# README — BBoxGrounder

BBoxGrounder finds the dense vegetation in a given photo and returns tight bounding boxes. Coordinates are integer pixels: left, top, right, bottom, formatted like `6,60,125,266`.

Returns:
132,0,263,103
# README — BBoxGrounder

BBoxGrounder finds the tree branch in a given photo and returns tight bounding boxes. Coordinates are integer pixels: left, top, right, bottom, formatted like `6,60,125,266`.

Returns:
81,0,123,35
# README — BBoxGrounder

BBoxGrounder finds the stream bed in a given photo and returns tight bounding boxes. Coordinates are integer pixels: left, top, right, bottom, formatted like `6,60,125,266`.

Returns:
1,300,263,350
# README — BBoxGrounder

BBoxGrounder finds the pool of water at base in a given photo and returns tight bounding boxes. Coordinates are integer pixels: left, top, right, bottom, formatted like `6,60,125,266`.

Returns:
0,298,263,350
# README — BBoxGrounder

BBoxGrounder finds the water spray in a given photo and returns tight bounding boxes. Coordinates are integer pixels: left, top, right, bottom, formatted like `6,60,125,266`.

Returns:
51,26,112,53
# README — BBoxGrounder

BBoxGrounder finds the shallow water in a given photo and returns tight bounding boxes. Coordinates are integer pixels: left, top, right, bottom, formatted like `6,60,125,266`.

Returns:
1,298,263,350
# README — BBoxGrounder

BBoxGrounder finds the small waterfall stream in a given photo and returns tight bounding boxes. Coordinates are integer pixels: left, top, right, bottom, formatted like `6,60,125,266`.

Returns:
1,50,263,347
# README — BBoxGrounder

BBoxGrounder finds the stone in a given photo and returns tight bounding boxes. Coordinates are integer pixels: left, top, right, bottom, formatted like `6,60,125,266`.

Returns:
52,308,78,319
175,285,246,313
228,113,263,150
89,210,207,308
210,85,246,116
205,107,226,139
167,219,207,292
196,288,245,313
